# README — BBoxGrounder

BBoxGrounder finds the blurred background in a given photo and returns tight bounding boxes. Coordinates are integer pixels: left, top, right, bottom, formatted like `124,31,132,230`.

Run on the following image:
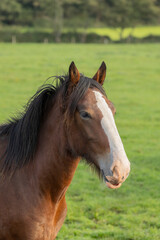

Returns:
0,0,160,43
0,1,160,240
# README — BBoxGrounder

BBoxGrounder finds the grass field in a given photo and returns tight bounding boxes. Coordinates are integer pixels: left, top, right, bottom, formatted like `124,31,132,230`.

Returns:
0,43,160,239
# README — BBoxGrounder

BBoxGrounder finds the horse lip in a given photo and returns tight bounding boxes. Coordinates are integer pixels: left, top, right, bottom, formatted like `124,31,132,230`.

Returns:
106,182,122,189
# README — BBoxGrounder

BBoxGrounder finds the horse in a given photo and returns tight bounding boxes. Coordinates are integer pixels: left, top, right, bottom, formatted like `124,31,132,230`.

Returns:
0,62,130,239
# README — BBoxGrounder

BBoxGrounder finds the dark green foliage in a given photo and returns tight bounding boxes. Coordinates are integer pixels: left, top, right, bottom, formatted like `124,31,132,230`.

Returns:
0,29,109,43
0,0,159,29
0,0,21,24
0,0,160,42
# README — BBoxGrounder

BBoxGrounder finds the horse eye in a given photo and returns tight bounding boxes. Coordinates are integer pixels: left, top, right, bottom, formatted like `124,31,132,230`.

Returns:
80,111,91,119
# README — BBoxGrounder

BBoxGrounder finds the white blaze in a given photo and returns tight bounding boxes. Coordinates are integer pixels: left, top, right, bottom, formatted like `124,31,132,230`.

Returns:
93,90,130,174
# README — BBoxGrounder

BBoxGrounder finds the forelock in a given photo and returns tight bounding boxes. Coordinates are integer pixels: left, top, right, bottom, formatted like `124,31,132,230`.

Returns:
67,75,106,117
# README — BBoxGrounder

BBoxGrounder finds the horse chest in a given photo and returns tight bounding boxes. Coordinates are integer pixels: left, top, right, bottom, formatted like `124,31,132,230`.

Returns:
33,196,67,240
0,195,67,240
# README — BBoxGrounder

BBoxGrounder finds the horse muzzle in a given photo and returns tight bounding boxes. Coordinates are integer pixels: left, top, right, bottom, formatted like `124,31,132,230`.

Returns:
102,165,130,189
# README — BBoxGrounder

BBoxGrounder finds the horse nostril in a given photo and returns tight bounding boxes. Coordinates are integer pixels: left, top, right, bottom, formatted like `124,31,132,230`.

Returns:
112,166,120,179
122,176,124,180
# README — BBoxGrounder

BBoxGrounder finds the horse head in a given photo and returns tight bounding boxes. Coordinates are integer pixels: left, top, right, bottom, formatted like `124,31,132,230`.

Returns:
66,62,130,189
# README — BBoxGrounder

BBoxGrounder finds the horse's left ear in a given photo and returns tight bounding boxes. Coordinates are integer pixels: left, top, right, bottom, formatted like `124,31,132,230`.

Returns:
69,61,80,85
93,61,106,85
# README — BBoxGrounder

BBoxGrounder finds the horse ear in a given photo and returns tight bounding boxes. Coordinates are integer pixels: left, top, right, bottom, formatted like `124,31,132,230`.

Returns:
93,61,106,85
69,61,80,85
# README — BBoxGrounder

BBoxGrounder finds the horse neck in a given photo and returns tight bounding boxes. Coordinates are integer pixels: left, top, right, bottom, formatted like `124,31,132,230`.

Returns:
34,95,80,202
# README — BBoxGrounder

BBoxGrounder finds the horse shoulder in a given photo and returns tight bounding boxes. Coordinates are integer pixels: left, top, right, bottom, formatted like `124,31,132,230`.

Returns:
53,196,67,239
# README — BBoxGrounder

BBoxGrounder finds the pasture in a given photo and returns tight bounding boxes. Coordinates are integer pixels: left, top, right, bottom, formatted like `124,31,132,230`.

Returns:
0,43,160,239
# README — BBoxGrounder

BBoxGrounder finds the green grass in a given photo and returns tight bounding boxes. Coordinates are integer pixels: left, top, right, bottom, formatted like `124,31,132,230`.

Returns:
0,43,160,239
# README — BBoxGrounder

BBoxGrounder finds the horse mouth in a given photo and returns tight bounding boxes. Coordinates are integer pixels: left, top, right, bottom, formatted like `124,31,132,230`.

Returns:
102,170,122,189
105,181,121,189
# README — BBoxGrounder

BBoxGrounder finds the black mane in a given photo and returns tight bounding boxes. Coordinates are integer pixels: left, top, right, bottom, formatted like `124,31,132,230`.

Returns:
0,75,105,174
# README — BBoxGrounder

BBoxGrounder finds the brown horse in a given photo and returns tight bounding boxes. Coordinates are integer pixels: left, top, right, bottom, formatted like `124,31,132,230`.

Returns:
0,62,130,239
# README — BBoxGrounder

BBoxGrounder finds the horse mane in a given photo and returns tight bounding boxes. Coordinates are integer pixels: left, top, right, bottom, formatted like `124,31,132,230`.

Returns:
0,75,105,175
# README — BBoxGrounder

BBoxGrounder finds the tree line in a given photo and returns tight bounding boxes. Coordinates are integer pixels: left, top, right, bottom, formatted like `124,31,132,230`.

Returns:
0,0,160,41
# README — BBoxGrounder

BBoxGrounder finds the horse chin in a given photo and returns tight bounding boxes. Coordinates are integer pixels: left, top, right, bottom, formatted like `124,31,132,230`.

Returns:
105,181,122,189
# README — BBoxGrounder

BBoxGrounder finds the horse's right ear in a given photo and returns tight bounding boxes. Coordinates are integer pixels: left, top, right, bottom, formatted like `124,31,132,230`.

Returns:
69,61,80,85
